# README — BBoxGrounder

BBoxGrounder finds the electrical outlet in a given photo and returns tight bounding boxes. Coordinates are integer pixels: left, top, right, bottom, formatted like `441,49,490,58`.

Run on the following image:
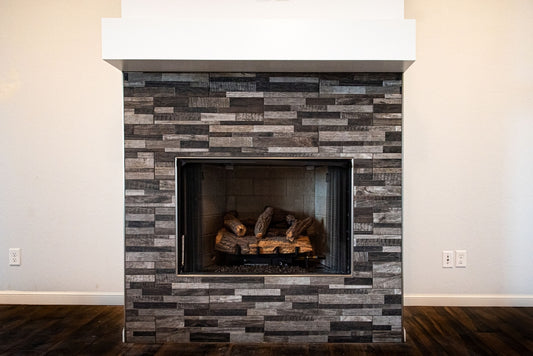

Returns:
9,248,21,266
442,250,453,268
455,250,467,267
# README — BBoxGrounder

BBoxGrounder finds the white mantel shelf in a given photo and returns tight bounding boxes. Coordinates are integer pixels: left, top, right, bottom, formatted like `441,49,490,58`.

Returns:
102,18,416,73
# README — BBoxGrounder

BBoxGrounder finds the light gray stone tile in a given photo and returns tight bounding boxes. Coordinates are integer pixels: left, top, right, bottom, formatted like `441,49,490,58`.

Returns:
209,295,242,303
255,302,293,309
285,295,318,302
373,227,402,235
383,246,401,253
163,295,209,303
125,157,154,169
236,113,264,121
318,294,384,304
319,131,385,142
269,76,319,83
264,276,310,285
171,283,209,289
373,262,402,276
253,125,294,133
125,190,145,196
383,80,402,87
327,105,373,113
226,91,264,97
302,119,348,126
373,276,402,289
125,114,154,124
372,168,402,174
209,125,254,133
190,97,229,108
264,111,298,119
154,107,174,114
373,315,402,326
125,227,155,235
234,289,280,296
264,97,306,105
373,98,402,105
357,186,401,197
267,147,318,153
373,209,402,224
210,137,253,147
341,308,383,316
126,261,155,269
310,276,345,285
340,316,373,322
156,316,185,328
163,134,208,141
247,309,279,316
126,214,155,221
126,275,155,282
125,140,146,149
263,92,318,98
200,113,236,121
320,86,365,94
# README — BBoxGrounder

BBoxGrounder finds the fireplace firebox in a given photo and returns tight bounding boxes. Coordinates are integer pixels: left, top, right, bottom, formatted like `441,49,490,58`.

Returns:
177,158,352,274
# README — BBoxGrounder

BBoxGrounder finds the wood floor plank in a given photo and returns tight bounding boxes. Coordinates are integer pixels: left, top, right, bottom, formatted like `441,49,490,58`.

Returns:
0,305,532,355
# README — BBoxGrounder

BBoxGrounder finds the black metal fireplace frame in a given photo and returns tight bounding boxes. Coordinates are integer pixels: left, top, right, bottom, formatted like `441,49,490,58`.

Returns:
175,157,354,275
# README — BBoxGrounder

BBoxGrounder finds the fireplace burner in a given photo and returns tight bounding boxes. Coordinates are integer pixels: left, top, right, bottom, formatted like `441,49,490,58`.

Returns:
176,158,352,274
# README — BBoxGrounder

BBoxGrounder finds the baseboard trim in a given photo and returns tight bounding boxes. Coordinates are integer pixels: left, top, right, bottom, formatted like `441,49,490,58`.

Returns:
404,294,533,307
3,291,531,307
0,291,124,305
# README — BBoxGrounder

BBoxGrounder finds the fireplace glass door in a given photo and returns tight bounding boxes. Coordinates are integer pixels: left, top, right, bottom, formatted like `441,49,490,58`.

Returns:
176,158,352,274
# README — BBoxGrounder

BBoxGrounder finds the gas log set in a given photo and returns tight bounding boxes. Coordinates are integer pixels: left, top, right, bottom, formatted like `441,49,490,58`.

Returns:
214,206,318,265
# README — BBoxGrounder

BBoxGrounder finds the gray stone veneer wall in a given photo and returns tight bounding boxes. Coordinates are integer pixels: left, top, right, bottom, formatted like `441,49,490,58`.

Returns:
124,73,402,343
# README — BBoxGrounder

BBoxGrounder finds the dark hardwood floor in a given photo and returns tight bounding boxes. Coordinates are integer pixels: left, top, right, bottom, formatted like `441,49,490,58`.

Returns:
0,305,531,355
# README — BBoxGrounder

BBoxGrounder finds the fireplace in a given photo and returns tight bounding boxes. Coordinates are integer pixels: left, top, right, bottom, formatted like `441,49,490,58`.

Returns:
122,72,403,343
104,0,413,343
177,158,352,274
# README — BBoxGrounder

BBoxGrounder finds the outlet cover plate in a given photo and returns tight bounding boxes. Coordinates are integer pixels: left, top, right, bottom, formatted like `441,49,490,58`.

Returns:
442,250,454,268
9,248,21,266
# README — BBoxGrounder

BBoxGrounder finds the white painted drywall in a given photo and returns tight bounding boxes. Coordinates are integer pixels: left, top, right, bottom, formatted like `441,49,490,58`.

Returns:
1,0,532,305
0,0,123,302
403,0,533,304
120,0,405,20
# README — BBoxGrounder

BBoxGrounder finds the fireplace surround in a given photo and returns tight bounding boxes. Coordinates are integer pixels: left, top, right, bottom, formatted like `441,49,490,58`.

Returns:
124,72,403,343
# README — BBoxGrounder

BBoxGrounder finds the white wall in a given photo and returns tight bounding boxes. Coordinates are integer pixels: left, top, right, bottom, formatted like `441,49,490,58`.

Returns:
0,0,123,304
120,0,404,20
1,0,532,306
404,0,533,305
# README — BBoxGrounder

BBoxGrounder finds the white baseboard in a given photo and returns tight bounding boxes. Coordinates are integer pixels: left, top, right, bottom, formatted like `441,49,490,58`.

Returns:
2,291,531,307
404,294,533,307
0,291,124,305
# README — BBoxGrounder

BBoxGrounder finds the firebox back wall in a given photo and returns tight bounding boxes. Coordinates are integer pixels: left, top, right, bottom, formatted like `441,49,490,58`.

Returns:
124,72,403,343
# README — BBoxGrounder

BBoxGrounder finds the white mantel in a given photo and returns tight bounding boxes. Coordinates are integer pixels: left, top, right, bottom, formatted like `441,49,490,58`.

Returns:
102,0,415,72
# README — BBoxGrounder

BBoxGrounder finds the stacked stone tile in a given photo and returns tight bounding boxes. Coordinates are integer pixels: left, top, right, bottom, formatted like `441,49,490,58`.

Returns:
124,72,402,343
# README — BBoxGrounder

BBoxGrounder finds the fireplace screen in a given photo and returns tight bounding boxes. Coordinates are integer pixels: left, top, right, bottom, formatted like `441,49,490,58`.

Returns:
176,158,352,274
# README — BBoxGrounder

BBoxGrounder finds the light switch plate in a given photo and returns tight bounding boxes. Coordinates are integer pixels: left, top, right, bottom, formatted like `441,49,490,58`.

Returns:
455,250,467,267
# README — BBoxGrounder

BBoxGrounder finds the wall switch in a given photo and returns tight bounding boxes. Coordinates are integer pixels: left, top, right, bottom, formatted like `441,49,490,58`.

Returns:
442,250,454,268
455,250,467,267
9,248,21,266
